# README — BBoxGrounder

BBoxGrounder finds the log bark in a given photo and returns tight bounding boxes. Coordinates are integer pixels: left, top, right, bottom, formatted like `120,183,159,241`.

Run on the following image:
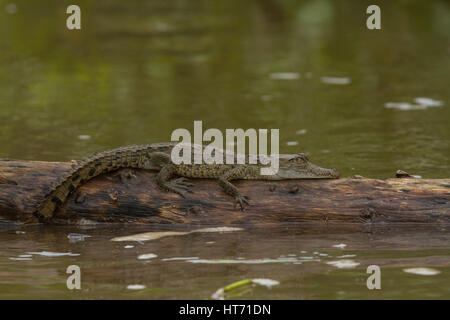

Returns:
0,159,449,225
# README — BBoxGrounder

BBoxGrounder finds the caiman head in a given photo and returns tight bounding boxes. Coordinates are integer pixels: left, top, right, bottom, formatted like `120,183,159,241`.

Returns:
269,153,340,180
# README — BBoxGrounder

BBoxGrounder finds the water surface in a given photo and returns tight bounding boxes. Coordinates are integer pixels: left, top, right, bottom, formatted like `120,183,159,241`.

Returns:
1,224,449,299
0,0,448,178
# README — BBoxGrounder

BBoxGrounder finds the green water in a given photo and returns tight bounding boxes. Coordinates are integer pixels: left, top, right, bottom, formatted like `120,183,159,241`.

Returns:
1,225,449,299
0,0,449,299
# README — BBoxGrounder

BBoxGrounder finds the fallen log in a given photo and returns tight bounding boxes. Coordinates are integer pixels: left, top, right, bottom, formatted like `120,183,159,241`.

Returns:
0,159,449,225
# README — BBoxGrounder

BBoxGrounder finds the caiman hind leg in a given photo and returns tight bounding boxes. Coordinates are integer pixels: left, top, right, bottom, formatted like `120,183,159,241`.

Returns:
147,152,194,197
156,164,193,197
218,166,250,210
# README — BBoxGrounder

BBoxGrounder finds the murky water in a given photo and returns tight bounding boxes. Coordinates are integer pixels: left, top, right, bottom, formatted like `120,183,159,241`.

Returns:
1,224,449,299
0,0,449,299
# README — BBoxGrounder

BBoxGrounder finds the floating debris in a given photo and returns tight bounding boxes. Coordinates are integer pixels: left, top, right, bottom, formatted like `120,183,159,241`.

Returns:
187,257,299,264
252,279,280,288
295,129,307,135
111,227,242,242
321,77,351,85
124,245,134,249
77,218,98,225
385,102,426,110
9,257,32,261
162,257,199,261
67,233,91,242
78,135,91,140
396,170,422,179
5,3,18,14
286,141,298,146
337,254,356,258
385,97,443,111
137,253,157,260
112,231,189,242
396,170,412,178
212,278,280,300
327,259,360,269
333,243,347,249
127,284,146,290
19,254,32,258
269,72,300,80
403,267,441,276
27,251,80,257
414,97,443,107
192,227,243,233
154,22,170,32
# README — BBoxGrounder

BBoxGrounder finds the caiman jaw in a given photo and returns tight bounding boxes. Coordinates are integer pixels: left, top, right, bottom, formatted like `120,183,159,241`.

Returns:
315,167,340,178
273,164,340,179
302,164,340,178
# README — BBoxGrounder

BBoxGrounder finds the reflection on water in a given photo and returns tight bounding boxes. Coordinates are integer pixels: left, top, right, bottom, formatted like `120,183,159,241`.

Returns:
0,0,449,178
0,224,449,299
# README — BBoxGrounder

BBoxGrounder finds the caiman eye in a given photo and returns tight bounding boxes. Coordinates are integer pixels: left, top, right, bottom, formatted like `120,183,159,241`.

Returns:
289,153,309,163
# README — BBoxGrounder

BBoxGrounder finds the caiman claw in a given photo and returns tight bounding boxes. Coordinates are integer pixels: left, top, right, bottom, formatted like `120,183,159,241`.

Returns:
234,194,250,211
166,177,194,198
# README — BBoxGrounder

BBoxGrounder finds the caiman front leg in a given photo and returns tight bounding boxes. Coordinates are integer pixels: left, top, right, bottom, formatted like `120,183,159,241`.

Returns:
157,164,193,197
218,166,250,210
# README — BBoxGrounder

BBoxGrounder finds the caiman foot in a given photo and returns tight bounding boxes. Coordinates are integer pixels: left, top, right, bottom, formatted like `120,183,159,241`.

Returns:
234,194,250,211
164,178,194,198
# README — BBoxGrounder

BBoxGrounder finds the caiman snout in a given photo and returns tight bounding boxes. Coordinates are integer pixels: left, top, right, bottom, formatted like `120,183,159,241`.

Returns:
330,168,340,178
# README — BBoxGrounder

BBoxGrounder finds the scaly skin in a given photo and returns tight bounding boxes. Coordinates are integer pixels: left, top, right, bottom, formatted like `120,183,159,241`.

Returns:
35,143,339,221
34,143,175,221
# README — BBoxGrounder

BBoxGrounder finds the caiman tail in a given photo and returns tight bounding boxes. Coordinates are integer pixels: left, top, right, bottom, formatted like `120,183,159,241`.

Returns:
34,144,164,222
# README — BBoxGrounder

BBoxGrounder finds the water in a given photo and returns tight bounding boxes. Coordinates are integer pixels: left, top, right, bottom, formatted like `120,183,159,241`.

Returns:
1,225,449,299
0,0,449,299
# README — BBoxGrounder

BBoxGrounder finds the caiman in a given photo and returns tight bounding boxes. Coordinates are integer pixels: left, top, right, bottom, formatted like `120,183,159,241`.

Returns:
34,143,339,222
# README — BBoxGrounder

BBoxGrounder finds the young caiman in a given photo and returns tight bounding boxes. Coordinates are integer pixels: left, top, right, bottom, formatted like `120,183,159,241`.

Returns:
34,142,339,221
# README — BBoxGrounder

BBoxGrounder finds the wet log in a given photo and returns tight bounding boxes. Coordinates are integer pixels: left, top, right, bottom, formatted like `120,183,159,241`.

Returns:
0,159,449,225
